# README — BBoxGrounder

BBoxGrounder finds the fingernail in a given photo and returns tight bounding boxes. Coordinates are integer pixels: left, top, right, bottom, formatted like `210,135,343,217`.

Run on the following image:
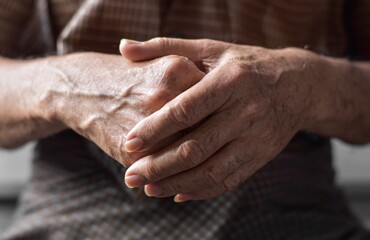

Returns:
125,137,144,152
145,184,164,197
174,194,192,203
125,175,146,188
120,39,140,45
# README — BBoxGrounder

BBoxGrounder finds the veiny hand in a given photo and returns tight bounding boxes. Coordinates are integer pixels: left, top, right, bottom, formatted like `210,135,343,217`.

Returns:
121,38,324,201
41,51,204,167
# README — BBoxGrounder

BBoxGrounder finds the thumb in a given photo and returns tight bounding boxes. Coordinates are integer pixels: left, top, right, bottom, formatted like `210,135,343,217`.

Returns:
119,37,222,63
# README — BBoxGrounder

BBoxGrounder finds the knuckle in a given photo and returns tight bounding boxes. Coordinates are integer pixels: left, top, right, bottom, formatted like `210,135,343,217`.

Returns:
165,56,191,73
177,140,205,167
119,153,134,167
119,149,140,167
204,126,223,146
145,123,158,141
166,182,185,194
144,159,162,180
228,64,246,83
233,156,245,167
245,99,270,120
148,88,174,106
160,56,191,87
204,165,224,186
168,99,196,127
152,37,168,49
222,176,242,192
228,62,244,74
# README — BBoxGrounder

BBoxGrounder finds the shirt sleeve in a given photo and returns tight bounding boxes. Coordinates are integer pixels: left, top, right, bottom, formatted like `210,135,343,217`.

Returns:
349,0,370,60
0,0,54,58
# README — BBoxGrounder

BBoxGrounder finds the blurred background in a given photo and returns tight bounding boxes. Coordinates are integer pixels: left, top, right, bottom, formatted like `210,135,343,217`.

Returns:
0,140,369,233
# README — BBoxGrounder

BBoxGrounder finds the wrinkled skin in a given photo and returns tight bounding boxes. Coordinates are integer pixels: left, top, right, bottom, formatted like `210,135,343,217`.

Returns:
43,52,204,167
1,35,369,204
120,38,325,201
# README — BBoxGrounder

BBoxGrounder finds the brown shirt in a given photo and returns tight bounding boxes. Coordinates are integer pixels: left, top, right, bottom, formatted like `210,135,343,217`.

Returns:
1,1,370,239
1,0,370,58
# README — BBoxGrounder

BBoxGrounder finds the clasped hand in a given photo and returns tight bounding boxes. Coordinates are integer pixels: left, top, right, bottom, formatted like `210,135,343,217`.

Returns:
120,38,321,202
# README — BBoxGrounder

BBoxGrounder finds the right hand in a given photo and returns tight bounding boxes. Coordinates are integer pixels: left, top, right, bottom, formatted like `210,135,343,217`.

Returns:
40,51,204,167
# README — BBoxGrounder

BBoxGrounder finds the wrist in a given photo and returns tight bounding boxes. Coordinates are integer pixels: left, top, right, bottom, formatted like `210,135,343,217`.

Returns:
0,56,68,147
283,48,365,142
302,55,370,143
275,48,332,134
27,55,69,133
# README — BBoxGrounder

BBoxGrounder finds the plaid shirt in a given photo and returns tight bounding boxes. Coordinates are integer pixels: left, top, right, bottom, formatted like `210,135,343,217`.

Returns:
1,0,370,239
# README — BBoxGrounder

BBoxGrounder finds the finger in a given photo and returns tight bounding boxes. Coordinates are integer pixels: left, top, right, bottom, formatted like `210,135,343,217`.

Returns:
121,134,183,168
174,145,275,202
141,140,249,197
174,185,226,202
124,65,233,153
124,109,244,188
148,55,205,93
119,37,226,63
174,162,259,202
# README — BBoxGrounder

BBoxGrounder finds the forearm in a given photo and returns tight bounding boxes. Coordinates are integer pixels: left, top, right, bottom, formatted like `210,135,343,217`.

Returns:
0,56,66,148
304,53,370,144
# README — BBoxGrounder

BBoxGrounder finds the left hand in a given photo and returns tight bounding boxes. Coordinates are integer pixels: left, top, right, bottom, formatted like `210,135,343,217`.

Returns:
119,38,324,201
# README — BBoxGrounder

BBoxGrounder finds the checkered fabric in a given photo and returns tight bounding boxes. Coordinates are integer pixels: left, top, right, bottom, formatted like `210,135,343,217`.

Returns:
1,1,370,239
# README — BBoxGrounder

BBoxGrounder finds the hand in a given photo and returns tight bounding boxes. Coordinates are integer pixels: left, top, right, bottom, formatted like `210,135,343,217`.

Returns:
121,38,323,201
41,51,204,167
